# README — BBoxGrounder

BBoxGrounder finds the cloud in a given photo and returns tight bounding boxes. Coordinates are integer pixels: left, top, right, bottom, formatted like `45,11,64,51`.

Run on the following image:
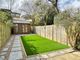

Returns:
72,0,80,8
0,0,23,13
1,0,80,13
12,0,23,12
0,0,9,9
58,0,80,11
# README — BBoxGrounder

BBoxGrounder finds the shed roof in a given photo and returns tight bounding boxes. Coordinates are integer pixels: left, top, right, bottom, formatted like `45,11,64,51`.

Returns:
13,17,32,24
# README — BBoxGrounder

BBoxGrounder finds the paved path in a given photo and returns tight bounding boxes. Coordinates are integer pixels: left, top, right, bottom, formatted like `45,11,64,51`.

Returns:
0,34,80,60
48,51,80,60
0,35,26,60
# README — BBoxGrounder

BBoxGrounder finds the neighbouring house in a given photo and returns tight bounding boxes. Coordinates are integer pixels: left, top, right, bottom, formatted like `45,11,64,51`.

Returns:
12,13,32,34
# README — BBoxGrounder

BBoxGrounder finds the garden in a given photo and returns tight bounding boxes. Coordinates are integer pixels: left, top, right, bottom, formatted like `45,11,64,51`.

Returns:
0,0,80,60
21,34,69,56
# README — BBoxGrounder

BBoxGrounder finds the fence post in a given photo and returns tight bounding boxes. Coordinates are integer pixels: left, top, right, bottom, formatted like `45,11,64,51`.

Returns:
44,25,46,38
52,25,54,40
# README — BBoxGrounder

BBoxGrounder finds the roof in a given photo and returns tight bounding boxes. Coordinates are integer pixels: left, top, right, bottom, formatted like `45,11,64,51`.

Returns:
13,18,32,24
11,12,21,15
13,20,32,24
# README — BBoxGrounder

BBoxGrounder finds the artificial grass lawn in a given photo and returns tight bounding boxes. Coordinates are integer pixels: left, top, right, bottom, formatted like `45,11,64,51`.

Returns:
21,34,69,56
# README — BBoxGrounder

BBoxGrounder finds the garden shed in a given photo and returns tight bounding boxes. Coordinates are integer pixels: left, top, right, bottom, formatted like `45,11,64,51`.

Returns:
12,18,32,34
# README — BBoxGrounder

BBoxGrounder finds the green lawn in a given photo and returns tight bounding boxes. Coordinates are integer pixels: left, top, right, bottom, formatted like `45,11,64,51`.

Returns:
21,34,69,56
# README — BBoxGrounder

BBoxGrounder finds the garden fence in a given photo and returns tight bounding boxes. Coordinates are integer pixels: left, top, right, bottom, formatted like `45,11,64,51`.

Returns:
0,22,11,51
34,25,70,46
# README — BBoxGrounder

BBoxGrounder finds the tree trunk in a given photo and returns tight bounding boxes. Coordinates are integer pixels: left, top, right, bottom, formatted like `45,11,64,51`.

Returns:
74,33,80,50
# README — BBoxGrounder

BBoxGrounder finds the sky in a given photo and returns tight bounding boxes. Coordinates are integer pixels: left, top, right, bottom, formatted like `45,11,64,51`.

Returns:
58,0,80,11
0,0,80,13
0,0,23,13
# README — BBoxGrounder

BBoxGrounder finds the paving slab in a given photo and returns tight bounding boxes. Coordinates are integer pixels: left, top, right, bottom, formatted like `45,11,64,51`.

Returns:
48,51,80,60
9,51,22,60
0,35,27,60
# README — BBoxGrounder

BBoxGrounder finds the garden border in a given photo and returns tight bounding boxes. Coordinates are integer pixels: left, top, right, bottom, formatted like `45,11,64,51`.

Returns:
20,36,28,59
26,48,74,60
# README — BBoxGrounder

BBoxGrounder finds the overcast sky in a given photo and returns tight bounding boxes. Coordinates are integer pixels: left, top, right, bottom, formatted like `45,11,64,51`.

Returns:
58,0,80,11
0,0,80,13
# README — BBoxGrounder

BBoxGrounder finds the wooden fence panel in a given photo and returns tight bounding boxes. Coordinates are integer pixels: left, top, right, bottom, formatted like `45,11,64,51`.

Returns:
0,22,11,51
35,25,68,45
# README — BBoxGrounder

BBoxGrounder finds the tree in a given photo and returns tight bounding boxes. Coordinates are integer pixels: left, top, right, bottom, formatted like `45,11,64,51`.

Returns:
20,0,50,25
0,9,12,25
35,0,50,25
45,6,55,25
20,0,59,26
49,0,59,14
43,0,59,25
54,9,80,50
